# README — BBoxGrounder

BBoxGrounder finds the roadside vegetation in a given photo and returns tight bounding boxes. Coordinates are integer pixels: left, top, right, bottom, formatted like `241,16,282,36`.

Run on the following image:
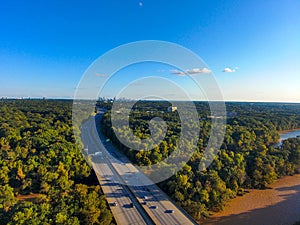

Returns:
0,100,114,225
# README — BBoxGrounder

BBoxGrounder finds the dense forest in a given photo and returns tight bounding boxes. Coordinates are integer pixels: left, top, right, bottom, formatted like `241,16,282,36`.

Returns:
1,99,299,224
0,100,114,225
100,100,300,220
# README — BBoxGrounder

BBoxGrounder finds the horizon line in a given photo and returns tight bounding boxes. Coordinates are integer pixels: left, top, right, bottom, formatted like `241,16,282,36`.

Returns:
1,97,300,104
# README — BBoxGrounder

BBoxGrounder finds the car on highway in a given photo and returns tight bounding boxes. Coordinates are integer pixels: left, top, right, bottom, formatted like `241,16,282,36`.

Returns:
111,201,118,206
165,209,174,213
150,205,158,209
94,151,103,157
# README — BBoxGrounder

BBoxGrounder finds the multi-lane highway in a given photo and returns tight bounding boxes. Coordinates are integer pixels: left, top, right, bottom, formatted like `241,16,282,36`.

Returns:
81,114,198,225
81,118,152,225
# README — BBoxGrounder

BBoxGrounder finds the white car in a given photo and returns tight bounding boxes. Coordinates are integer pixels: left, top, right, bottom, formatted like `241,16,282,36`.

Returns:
112,201,118,206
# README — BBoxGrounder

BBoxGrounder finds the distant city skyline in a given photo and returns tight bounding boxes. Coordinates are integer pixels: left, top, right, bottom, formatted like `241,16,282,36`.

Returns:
1,1,300,102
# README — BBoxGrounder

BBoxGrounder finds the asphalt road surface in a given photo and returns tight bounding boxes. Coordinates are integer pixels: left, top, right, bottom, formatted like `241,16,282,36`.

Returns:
81,114,197,225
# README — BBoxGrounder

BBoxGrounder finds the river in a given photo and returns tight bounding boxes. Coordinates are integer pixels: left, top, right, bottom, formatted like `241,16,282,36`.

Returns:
273,129,300,148
280,129,300,142
203,174,300,225
202,129,300,225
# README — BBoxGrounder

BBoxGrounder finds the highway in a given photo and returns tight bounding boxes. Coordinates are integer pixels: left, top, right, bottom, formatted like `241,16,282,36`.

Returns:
81,119,151,225
81,114,198,225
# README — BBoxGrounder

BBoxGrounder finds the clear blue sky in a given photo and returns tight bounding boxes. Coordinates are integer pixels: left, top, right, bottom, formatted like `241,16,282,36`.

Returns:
0,0,299,102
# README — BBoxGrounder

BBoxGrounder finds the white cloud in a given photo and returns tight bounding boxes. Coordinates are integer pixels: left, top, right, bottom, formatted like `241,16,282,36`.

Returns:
187,68,211,74
171,67,211,76
223,67,237,73
170,70,187,76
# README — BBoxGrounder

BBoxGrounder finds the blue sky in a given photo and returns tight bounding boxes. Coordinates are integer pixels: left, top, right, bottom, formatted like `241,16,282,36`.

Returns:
0,0,299,102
